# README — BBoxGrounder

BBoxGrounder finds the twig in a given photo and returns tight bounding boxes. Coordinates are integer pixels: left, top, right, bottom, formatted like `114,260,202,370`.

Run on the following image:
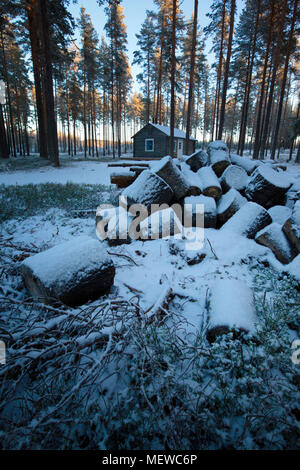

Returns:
107,251,138,266
207,238,218,260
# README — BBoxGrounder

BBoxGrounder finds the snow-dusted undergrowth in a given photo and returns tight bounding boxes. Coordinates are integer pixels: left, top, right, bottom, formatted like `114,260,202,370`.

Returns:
0,184,299,450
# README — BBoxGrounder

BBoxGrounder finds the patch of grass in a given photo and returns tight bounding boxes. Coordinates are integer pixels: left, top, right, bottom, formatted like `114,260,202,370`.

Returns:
0,182,119,221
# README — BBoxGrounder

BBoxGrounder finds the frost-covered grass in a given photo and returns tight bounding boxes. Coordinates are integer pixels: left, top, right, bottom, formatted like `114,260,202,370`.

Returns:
0,183,118,221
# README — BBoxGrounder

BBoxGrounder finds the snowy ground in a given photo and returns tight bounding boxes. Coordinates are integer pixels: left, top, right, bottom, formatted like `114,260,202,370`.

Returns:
0,152,300,450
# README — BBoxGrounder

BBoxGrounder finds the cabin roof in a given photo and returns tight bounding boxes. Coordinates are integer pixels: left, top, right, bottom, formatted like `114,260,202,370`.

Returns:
132,123,197,141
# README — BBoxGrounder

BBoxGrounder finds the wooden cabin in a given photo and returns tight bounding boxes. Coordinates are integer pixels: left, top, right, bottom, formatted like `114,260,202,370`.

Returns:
132,123,197,159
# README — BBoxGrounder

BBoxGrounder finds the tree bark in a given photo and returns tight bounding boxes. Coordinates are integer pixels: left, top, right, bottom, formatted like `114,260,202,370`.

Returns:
185,0,198,154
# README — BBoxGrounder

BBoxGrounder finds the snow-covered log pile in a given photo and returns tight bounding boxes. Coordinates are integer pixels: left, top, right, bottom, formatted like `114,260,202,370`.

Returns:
20,236,115,306
97,138,298,268
207,279,257,342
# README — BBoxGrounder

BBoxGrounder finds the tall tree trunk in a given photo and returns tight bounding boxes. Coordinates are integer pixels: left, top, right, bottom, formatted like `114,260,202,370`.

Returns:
259,0,288,160
217,0,236,140
169,0,177,157
238,0,260,156
38,0,59,166
0,103,9,158
185,0,198,155
270,0,298,159
0,31,16,157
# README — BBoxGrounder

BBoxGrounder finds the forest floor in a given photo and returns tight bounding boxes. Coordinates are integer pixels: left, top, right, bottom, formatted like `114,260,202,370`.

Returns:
0,151,300,450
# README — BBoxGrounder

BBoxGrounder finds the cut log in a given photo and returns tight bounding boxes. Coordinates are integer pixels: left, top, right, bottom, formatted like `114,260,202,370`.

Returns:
207,279,257,342
129,166,146,177
230,153,259,175
184,195,216,228
120,170,173,214
197,166,222,201
108,162,149,168
135,208,183,240
220,164,249,192
268,205,292,225
245,165,291,208
96,206,133,245
217,188,247,227
207,140,230,177
184,149,208,172
110,170,135,188
255,223,295,264
209,149,231,177
152,156,189,200
180,162,202,196
20,236,115,307
221,201,272,238
285,181,300,210
207,140,229,154
282,200,300,254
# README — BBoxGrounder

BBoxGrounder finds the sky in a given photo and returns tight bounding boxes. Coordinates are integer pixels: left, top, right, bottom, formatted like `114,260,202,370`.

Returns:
69,0,244,91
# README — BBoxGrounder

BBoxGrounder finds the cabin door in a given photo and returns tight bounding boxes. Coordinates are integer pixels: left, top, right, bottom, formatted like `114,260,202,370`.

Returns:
177,139,183,159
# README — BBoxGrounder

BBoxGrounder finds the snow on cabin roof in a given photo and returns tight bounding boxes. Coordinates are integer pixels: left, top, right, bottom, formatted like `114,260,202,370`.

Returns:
132,123,196,141
150,123,196,140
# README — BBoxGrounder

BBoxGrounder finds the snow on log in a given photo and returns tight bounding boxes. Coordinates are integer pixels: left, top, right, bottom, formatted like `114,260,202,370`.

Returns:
268,205,292,225
209,150,231,177
152,156,189,200
120,169,173,213
220,164,248,193
207,140,230,176
285,254,300,286
20,236,115,307
255,223,295,264
180,162,202,196
197,166,222,201
96,206,133,245
184,149,208,172
230,153,259,175
285,181,300,210
207,140,229,154
245,165,291,208
221,201,272,238
184,195,216,228
110,170,135,188
136,208,183,240
282,200,300,254
217,188,247,227
207,279,257,342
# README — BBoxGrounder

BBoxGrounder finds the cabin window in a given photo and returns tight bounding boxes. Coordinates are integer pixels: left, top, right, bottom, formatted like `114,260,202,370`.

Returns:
145,138,154,152
174,140,177,151
179,141,182,150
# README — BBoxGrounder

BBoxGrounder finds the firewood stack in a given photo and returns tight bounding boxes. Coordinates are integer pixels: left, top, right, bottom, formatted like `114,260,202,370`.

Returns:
99,141,299,269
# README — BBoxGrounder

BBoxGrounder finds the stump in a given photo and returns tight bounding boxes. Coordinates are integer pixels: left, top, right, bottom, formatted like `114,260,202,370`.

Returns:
221,201,272,238
230,153,259,175
152,156,189,200
268,205,292,225
184,195,216,228
255,223,295,264
220,164,248,193
207,279,257,342
217,188,247,227
282,200,300,254
180,162,202,196
110,170,135,188
197,166,222,201
120,169,173,214
245,165,291,208
184,149,208,172
20,236,115,307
